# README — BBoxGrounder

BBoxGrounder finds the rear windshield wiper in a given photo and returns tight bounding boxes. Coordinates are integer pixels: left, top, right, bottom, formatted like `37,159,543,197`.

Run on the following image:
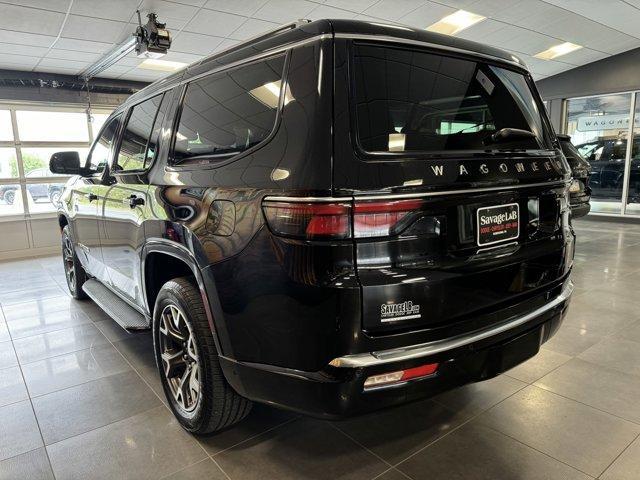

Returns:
485,128,536,144
452,120,494,134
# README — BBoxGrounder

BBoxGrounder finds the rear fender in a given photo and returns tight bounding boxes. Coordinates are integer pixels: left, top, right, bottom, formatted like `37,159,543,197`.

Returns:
141,240,230,357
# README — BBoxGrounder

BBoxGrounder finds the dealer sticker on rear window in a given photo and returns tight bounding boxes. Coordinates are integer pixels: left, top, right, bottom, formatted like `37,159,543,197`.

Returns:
476,203,520,247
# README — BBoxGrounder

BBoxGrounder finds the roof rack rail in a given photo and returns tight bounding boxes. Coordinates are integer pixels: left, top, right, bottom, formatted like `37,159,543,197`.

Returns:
243,19,311,46
202,19,312,63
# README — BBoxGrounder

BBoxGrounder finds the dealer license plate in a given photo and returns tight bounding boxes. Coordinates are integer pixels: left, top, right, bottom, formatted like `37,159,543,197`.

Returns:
476,203,520,246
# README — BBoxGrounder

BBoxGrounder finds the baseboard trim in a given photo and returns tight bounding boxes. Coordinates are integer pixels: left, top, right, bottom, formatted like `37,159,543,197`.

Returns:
575,213,640,225
0,246,60,262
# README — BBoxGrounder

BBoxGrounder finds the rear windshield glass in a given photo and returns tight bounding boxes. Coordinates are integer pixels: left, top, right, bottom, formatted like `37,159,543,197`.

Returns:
353,43,549,154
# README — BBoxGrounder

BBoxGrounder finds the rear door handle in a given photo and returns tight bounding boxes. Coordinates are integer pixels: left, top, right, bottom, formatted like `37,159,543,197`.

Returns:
125,194,145,208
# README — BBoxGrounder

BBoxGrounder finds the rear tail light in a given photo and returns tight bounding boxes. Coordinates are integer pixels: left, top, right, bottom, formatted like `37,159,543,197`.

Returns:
363,363,439,390
262,198,425,240
569,179,582,193
262,201,351,240
353,199,424,238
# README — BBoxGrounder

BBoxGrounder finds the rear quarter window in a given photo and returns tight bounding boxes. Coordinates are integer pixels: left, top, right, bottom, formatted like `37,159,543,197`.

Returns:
171,54,287,166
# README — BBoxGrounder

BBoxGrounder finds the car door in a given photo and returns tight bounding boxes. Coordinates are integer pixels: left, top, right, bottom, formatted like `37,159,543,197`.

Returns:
68,113,122,281
99,93,170,308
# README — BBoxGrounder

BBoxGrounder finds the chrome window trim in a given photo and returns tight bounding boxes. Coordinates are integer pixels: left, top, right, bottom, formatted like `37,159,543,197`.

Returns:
353,181,569,201
329,281,573,368
263,195,353,202
263,180,569,203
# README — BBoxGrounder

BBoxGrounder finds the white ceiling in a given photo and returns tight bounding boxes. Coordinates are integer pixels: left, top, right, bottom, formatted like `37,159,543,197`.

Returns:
0,0,639,82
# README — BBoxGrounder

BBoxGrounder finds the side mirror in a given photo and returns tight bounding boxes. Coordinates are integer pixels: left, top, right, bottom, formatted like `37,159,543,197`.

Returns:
50,151,81,175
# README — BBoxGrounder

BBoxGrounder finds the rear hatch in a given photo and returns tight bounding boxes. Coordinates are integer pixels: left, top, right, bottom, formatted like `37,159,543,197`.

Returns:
333,40,573,336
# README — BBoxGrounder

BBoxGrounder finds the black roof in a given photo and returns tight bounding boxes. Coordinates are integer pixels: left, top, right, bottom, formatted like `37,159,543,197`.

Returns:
126,19,527,106
329,19,522,65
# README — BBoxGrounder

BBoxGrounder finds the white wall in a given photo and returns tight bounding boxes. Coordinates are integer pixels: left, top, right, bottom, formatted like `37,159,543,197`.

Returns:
0,217,60,260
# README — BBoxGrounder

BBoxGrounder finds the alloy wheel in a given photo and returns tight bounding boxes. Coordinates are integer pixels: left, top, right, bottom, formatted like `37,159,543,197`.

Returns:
50,191,62,206
159,304,200,412
63,236,75,289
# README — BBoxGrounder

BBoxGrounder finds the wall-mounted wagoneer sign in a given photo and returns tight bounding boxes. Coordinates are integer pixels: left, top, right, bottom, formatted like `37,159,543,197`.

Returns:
577,114,640,132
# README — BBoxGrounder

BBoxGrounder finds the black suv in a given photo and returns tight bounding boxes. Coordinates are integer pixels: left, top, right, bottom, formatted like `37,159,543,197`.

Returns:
574,135,640,203
51,20,574,434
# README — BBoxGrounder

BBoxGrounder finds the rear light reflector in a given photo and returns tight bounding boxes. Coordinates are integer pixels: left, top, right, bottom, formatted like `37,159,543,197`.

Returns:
363,363,439,390
401,363,440,380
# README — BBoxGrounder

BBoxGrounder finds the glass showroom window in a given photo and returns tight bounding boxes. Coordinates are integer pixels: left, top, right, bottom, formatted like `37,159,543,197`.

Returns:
15,110,90,142
90,113,111,138
0,105,112,218
15,109,89,214
626,93,640,216
0,109,23,217
566,93,633,214
0,110,12,141
0,145,24,217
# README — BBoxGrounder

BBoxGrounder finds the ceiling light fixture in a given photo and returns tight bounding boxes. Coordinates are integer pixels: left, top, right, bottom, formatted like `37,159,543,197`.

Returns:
426,10,486,36
138,59,187,72
534,42,582,60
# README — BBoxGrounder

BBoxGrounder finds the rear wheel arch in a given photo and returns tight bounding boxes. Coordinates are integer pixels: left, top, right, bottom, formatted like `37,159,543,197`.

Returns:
144,250,194,311
142,243,224,354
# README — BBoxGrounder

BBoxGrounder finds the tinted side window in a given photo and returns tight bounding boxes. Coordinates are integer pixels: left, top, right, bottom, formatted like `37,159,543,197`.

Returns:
87,114,121,175
116,94,166,172
172,54,286,165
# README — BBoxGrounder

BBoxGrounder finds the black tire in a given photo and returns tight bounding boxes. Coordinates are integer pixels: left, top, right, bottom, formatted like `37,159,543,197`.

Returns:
153,277,251,434
61,225,88,299
5,190,15,205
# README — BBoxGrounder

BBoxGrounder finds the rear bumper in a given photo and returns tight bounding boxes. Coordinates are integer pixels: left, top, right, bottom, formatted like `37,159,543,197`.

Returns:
219,280,573,418
570,187,590,218
570,201,590,218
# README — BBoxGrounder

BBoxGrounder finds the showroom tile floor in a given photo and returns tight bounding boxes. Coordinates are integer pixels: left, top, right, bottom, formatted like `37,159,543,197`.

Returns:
1,218,640,479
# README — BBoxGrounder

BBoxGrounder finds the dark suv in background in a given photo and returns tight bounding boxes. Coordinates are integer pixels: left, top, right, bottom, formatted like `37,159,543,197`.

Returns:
0,168,63,206
575,135,640,204
51,19,574,435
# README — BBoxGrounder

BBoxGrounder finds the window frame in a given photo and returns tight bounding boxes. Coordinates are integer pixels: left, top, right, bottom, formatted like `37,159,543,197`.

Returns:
110,92,168,176
85,112,124,179
166,51,290,171
0,103,114,221
347,41,556,160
